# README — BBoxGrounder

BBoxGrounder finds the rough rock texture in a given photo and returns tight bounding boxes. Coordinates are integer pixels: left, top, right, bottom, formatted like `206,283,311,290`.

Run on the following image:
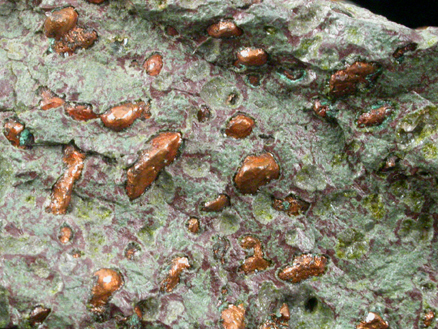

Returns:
1,0,438,328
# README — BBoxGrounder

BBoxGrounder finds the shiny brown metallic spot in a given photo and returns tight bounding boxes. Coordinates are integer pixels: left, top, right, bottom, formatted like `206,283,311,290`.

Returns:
100,101,146,131
58,225,73,244
273,195,309,216
53,27,98,55
393,43,418,59
424,310,435,327
126,132,182,200
207,21,243,38
202,194,230,212
144,54,163,76
225,114,255,139
29,306,51,326
279,303,290,323
47,145,85,215
65,103,99,121
197,105,211,122
235,47,268,66
4,119,24,148
187,217,200,234
313,100,329,118
44,7,78,40
278,254,327,283
40,89,65,110
356,312,388,329
160,256,190,292
260,303,290,328
234,153,280,194
357,106,392,128
239,236,270,274
329,62,380,97
222,304,245,329
89,268,124,313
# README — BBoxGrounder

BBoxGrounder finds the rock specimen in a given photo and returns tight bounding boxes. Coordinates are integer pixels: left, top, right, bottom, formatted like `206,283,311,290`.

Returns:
234,153,280,194
2,0,438,327
126,132,182,200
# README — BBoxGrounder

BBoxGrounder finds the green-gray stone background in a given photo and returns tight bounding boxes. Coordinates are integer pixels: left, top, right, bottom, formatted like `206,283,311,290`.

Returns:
1,0,438,327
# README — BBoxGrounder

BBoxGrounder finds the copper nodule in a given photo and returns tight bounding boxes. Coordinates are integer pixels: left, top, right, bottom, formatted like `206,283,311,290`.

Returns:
202,194,230,212
207,21,243,38
221,304,245,329
100,101,146,131
356,312,389,329
89,268,124,313
357,106,392,128
160,256,190,293
278,254,327,283
44,7,78,40
144,54,163,76
239,236,270,274
225,114,255,139
236,47,268,66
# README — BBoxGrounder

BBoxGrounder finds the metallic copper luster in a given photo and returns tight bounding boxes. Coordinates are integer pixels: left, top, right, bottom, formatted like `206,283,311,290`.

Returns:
53,27,98,54
160,256,190,293
222,304,245,329
207,21,243,38
393,43,418,59
197,105,211,122
225,114,255,139
313,100,329,118
58,226,73,244
44,7,78,40
40,89,65,110
126,132,182,200
144,53,163,76
234,153,280,194
202,194,230,212
356,312,389,329
272,195,309,216
4,119,24,148
278,254,327,283
65,103,99,121
187,217,200,234
357,106,392,128
29,305,51,326
279,303,290,322
89,268,124,313
329,61,380,97
47,145,85,215
424,310,435,327
100,101,146,131
239,236,270,274
236,47,268,66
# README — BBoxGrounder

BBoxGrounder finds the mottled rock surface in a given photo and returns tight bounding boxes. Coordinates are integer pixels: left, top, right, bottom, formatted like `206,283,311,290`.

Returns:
1,0,438,328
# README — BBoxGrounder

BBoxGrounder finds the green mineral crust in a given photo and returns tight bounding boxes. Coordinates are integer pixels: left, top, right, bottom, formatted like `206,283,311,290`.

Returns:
0,0,438,328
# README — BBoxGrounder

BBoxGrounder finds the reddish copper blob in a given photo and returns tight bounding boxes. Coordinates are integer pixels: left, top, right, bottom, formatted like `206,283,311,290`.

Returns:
236,47,268,66
329,62,380,97
221,304,245,329
207,21,243,38
225,114,255,139
4,119,24,148
393,43,417,59
47,145,85,215
89,268,124,313
239,236,270,274
356,312,389,329
202,194,230,212
160,256,190,292
260,303,290,328
313,100,329,118
40,89,65,110
357,106,392,128
65,103,99,121
197,105,211,122
144,54,163,76
100,101,146,131
187,217,200,234
279,303,290,322
58,226,73,244
424,310,435,327
273,195,309,216
126,132,182,200
29,306,51,326
234,153,280,194
44,7,78,40
53,27,98,54
278,254,327,283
